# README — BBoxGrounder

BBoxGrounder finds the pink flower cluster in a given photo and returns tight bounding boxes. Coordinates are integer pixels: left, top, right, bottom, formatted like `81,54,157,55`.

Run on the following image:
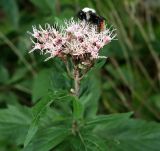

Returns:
28,18,116,61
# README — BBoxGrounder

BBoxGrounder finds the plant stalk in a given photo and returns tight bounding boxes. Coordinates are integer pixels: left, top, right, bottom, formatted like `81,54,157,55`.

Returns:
74,66,80,97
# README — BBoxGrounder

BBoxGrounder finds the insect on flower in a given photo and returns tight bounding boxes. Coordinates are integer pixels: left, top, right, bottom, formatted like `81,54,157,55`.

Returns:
27,8,117,97
28,9,117,63
77,7,106,32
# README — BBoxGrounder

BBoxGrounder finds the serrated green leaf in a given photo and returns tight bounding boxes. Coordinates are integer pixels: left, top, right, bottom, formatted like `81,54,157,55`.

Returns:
32,66,71,103
23,127,70,151
32,95,52,117
69,132,108,151
23,118,38,148
72,97,83,119
95,118,160,151
24,91,69,147
24,94,54,147
85,112,132,127
83,134,108,151
69,135,86,151
0,105,31,144
80,73,101,118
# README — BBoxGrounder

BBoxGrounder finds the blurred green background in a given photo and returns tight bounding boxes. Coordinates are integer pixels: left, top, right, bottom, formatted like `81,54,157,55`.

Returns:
1,0,160,150
0,0,160,124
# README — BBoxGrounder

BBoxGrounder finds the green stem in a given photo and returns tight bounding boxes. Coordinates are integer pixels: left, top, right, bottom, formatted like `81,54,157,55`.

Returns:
74,66,80,97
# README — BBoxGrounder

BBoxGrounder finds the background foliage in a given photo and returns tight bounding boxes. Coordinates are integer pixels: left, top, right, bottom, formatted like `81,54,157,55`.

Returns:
0,0,160,151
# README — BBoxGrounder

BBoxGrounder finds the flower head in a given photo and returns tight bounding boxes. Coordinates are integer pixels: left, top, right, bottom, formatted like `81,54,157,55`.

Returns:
28,18,116,61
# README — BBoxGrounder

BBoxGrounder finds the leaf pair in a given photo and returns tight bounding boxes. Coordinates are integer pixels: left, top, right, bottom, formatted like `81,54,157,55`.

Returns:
24,91,70,148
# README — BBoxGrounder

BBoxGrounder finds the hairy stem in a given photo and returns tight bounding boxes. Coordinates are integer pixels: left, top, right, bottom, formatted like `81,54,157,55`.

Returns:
74,66,80,97
65,61,73,79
